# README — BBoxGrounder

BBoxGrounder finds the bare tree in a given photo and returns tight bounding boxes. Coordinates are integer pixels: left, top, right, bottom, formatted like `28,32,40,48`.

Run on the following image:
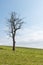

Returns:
7,12,24,51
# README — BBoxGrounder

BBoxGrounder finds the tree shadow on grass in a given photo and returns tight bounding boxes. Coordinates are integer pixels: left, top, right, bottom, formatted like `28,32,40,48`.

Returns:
0,48,5,50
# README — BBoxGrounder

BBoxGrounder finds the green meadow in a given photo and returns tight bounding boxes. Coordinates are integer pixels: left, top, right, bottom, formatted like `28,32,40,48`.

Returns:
0,46,43,65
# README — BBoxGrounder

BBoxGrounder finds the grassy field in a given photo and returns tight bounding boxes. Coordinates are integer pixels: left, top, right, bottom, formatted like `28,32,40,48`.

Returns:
0,46,43,65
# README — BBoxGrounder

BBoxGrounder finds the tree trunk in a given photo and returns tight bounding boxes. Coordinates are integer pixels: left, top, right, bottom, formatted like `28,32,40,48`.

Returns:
12,34,15,51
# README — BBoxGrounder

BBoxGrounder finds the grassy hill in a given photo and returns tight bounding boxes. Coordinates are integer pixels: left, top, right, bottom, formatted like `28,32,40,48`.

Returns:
0,46,43,65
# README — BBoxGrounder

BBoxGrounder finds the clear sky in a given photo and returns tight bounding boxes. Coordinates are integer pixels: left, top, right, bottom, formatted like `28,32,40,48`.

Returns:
0,0,43,48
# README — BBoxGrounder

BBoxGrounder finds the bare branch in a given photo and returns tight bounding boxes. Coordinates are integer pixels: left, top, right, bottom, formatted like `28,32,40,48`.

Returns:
15,22,24,30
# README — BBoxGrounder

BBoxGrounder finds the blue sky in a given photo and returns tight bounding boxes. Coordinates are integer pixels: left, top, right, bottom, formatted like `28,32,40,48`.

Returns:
0,0,43,48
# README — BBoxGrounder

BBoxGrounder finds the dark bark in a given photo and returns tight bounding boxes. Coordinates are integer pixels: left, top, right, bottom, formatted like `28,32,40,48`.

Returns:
13,36,15,51
12,32,16,51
